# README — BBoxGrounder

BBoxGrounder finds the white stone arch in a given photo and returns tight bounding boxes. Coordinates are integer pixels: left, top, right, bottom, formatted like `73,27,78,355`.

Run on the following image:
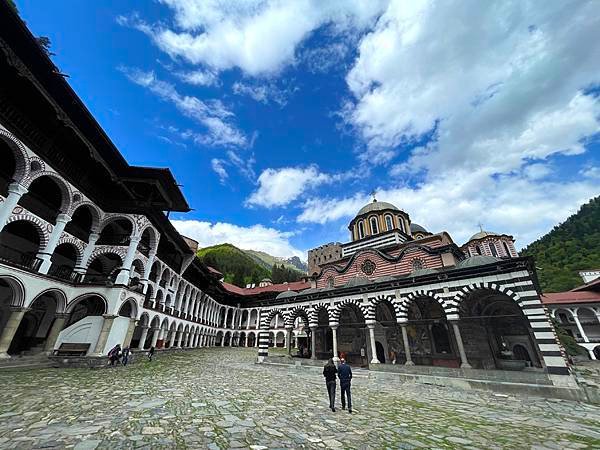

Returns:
67,200,103,232
138,223,159,253
97,214,135,241
65,292,108,315
285,306,310,329
5,213,50,249
366,293,399,323
397,290,449,323
55,236,85,266
28,287,68,314
0,274,26,307
330,299,366,325
0,128,29,183
138,312,151,327
453,282,521,308
22,170,72,214
262,308,287,329
118,297,139,319
87,247,127,268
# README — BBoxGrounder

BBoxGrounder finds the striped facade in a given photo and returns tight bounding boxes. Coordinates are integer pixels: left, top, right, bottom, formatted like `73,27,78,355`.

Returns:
252,259,571,380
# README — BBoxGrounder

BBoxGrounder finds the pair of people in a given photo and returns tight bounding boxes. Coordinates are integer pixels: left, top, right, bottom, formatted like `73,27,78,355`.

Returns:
108,344,132,366
322,358,352,413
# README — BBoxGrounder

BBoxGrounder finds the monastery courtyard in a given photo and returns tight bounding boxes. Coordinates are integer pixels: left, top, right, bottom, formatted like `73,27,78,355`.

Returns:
0,349,598,449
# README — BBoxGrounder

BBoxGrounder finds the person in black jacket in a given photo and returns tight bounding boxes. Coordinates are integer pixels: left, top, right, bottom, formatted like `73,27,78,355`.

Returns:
337,358,353,413
322,358,338,412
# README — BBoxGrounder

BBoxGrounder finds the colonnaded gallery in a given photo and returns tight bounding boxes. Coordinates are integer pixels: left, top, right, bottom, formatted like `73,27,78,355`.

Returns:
0,4,578,391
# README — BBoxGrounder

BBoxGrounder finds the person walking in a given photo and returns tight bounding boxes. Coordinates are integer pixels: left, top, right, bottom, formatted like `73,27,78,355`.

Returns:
122,346,130,366
108,344,121,367
338,358,353,413
148,346,155,362
323,358,338,412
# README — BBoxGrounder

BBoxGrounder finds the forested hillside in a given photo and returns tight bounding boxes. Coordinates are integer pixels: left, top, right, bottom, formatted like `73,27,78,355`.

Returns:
197,244,270,287
520,196,600,292
197,243,304,288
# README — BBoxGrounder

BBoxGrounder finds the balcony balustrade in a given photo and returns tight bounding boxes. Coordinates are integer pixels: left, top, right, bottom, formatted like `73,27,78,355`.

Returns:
0,244,42,271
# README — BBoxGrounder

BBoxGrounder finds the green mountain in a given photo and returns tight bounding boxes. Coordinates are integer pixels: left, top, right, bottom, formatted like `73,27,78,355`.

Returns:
197,243,270,288
520,196,600,292
244,249,307,274
197,244,306,288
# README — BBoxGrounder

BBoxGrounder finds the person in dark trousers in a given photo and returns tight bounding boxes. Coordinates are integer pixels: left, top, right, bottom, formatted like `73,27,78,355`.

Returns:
108,344,121,366
338,358,353,413
148,346,155,362
323,358,338,412
121,346,130,366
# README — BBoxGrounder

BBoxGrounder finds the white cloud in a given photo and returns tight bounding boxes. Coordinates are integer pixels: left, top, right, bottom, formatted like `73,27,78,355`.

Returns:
211,158,228,184
580,165,600,180
119,66,246,147
123,0,387,76
297,173,599,248
177,69,219,86
345,0,600,166
246,165,334,208
232,81,295,106
171,219,303,257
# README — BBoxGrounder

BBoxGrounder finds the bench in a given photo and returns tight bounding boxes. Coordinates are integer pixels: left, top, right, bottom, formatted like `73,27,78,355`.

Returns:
54,343,90,356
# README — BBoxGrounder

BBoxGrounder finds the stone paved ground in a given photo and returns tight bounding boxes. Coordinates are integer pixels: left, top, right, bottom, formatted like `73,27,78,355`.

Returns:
1,348,600,450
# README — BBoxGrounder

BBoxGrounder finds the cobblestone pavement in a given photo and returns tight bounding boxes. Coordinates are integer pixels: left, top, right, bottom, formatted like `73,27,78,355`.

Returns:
1,348,600,449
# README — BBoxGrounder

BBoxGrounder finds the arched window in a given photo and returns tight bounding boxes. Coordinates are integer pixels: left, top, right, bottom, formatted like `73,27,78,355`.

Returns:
398,217,406,233
502,241,512,257
475,245,482,255
358,221,365,239
489,242,498,257
369,216,379,235
385,215,394,231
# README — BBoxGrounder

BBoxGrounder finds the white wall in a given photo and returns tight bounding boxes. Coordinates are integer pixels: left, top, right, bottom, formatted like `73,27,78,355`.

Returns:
55,316,103,354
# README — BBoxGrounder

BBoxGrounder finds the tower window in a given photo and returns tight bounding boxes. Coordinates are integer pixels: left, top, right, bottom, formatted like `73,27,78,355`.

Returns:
385,214,394,231
358,221,365,239
489,243,498,257
503,241,512,257
370,216,379,235
475,245,482,255
398,217,406,233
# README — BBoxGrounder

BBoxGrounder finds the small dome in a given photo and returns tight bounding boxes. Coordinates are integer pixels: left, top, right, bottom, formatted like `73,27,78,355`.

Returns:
276,290,297,299
457,255,501,268
469,230,501,241
410,223,427,234
260,278,272,283
344,276,373,288
411,268,439,277
356,200,400,217
300,287,320,295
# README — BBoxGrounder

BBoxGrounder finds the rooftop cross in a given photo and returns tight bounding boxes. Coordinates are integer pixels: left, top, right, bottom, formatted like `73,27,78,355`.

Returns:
478,222,484,232
370,189,377,202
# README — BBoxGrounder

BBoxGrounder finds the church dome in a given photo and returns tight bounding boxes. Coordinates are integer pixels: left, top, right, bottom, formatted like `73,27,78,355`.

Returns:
469,230,501,241
356,200,400,217
457,255,501,268
276,290,297,299
410,223,428,234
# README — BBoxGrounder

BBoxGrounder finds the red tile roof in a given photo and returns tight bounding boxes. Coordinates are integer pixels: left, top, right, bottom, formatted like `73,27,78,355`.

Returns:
541,291,600,305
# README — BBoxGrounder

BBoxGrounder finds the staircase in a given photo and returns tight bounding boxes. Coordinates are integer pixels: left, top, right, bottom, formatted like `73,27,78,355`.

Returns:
0,352,54,370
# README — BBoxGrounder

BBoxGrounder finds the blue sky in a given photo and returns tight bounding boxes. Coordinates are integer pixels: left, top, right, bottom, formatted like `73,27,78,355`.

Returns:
18,0,599,259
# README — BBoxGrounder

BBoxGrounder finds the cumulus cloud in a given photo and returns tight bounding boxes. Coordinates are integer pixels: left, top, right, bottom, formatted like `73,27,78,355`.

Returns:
345,0,600,167
171,219,302,257
246,165,336,208
119,67,246,147
121,0,387,76
297,173,598,248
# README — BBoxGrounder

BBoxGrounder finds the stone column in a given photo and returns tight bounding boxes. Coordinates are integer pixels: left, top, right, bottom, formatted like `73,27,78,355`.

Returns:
310,326,317,360
138,326,149,350
0,183,28,231
123,319,138,348
38,213,72,274
169,330,177,348
0,307,29,358
44,313,70,354
150,327,160,348
74,232,99,277
176,330,183,347
400,323,414,365
93,315,117,355
367,322,380,364
331,325,339,360
451,321,472,369
285,327,293,355
221,334,225,347
116,236,141,285
572,310,589,343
